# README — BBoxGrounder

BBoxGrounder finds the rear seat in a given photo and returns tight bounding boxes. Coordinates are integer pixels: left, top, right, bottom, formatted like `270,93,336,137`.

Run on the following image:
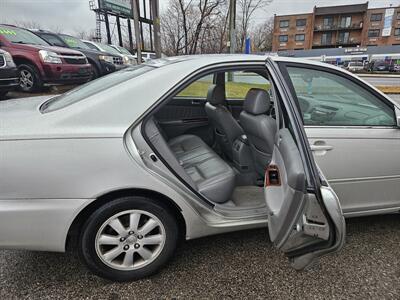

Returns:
145,118,235,203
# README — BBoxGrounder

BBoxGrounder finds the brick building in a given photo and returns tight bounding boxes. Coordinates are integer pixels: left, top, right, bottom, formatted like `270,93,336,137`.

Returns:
272,2,400,52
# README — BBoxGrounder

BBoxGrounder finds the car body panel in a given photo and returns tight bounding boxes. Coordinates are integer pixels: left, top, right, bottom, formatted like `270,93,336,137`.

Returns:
0,54,395,253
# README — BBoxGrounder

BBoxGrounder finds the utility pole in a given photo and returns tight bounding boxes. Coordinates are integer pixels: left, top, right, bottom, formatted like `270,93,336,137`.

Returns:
151,0,162,58
228,0,236,54
132,0,142,64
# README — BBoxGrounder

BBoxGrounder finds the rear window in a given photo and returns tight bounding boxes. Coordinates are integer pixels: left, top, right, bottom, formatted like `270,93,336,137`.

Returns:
0,26,49,46
40,65,155,112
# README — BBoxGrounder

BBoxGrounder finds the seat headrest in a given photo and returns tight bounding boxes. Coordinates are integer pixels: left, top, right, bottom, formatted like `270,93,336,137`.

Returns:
243,88,271,115
206,84,225,105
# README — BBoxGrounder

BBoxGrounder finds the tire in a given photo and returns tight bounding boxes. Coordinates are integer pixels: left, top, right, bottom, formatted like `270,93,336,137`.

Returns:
0,91,8,100
79,196,179,282
90,63,99,80
18,63,43,92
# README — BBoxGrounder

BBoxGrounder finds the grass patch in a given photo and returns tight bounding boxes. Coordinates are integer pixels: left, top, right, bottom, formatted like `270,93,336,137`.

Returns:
376,86,400,94
178,81,270,99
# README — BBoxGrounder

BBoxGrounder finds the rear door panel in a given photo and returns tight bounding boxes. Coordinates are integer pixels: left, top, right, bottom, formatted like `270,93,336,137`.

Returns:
154,97,214,146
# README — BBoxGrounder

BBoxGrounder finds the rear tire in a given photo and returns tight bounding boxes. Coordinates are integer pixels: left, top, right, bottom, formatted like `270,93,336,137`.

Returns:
79,196,179,282
18,63,43,92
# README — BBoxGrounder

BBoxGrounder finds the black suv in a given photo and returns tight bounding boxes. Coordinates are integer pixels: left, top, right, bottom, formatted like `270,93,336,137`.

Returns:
0,49,19,99
31,30,121,79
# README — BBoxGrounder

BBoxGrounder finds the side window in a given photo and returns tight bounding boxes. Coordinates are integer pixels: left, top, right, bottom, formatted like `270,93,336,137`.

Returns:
225,71,270,100
285,66,396,126
176,74,213,98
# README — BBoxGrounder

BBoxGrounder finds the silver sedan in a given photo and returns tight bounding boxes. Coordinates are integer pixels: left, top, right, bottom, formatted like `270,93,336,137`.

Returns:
0,55,399,281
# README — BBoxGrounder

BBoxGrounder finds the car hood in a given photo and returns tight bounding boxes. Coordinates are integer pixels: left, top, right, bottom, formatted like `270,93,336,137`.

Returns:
0,95,125,140
13,43,84,56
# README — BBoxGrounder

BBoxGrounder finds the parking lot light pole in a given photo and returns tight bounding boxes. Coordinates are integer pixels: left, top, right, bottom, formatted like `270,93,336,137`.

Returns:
132,0,142,64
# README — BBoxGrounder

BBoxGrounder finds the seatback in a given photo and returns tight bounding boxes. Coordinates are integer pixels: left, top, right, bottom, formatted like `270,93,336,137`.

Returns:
240,88,277,177
204,84,244,160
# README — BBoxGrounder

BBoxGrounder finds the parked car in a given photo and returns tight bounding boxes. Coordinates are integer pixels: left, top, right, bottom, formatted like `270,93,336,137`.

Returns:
31,30,122,79
345,61,365,72
2,54,400,282
82,40,132,67
132,51,157,62
0,49,19,99
109,44,137,65
369,60,390,72
0,25,92,92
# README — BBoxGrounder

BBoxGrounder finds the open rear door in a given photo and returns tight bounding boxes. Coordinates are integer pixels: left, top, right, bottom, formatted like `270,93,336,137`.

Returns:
264,57,346,269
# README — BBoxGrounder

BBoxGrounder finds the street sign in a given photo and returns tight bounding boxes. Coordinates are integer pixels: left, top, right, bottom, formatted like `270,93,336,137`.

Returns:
98,0,133,18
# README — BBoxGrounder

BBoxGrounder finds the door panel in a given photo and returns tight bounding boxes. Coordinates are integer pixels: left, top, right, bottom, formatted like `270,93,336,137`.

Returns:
265,128,345,269
306,127,400,213
154,97,214,146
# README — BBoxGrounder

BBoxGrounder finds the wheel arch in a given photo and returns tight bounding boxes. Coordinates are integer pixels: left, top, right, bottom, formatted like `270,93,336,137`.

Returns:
65,188,187,251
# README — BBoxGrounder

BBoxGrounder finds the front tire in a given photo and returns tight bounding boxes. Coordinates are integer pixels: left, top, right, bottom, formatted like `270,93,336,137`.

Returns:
18,63,43,92
79,196,179,281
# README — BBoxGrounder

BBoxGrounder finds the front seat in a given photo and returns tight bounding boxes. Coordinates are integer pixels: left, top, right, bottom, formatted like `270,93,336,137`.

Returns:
240,88,277,177
205,84,244,160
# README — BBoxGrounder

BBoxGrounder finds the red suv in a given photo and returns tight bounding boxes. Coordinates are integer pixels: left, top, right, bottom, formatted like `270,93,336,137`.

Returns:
0,25,92,92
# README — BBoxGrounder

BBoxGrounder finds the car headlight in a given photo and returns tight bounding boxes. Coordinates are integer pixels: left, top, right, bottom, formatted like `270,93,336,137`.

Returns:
39,50,62,64
123,55,132,65
99,55,114,63
3,51,15,67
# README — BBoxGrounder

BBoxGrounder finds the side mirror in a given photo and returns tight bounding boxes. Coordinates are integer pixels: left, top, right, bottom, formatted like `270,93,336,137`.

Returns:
396,107,400,128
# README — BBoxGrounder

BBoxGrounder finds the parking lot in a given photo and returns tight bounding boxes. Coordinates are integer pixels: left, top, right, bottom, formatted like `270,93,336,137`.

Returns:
0,214,399,299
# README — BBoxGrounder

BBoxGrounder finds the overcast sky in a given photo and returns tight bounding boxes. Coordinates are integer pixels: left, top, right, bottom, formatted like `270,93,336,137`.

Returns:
0,0,398,36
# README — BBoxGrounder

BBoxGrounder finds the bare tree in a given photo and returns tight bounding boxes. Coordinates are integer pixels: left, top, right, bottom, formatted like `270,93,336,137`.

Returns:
251,16,273,53
236,0,272,51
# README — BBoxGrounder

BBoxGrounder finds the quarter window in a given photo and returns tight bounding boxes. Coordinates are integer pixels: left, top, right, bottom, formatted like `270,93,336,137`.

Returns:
285,67,395,126
279,35,288,42
370,13,382,22
280,20,289,28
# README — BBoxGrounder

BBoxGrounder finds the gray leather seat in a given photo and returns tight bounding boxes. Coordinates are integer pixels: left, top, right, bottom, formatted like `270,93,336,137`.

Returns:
240,88,277,177
145,118,235,203
205,84,244,160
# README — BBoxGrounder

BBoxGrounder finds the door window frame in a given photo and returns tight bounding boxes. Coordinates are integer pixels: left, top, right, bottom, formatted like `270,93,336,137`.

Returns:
277,61,398,129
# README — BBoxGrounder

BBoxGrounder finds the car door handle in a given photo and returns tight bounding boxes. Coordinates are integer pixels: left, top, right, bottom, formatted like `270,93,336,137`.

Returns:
191,100,202,105
310,145,333,151
310,141,333,153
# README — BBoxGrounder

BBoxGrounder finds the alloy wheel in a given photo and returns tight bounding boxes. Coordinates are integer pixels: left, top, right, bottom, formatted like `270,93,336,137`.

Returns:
19,69,34,90
95,209,166,271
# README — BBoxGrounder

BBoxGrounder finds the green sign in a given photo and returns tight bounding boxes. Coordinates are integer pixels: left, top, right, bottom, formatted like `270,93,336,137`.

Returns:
98,0,133,18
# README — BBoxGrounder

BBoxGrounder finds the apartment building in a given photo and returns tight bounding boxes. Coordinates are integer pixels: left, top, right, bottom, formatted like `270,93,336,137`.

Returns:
272,2,400,52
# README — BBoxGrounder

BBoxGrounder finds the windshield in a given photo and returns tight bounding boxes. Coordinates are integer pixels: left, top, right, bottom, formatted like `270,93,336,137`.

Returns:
0,26,49,46
41,64,155,112
59,34,91,50
96,43,122,56
115,45,132,55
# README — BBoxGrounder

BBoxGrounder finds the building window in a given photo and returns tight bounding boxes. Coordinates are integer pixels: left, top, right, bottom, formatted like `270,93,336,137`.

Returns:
323,16,334,28
368,29,380,37
296,19,307,27
395,28,400,36
279,35,288,42
370,13,382,22
295,34,305,41
338,32,350,44
280,20,289,28
339,16,352,28
397,12,400,20
321,32,332,45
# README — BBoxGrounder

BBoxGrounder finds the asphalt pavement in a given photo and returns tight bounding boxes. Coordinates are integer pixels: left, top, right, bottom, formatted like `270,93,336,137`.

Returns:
0,214,399,299
359,75,400,87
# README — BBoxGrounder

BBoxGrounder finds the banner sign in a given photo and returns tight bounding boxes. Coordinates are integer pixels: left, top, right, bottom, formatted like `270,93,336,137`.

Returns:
382,8,395,37
98,0,133,18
